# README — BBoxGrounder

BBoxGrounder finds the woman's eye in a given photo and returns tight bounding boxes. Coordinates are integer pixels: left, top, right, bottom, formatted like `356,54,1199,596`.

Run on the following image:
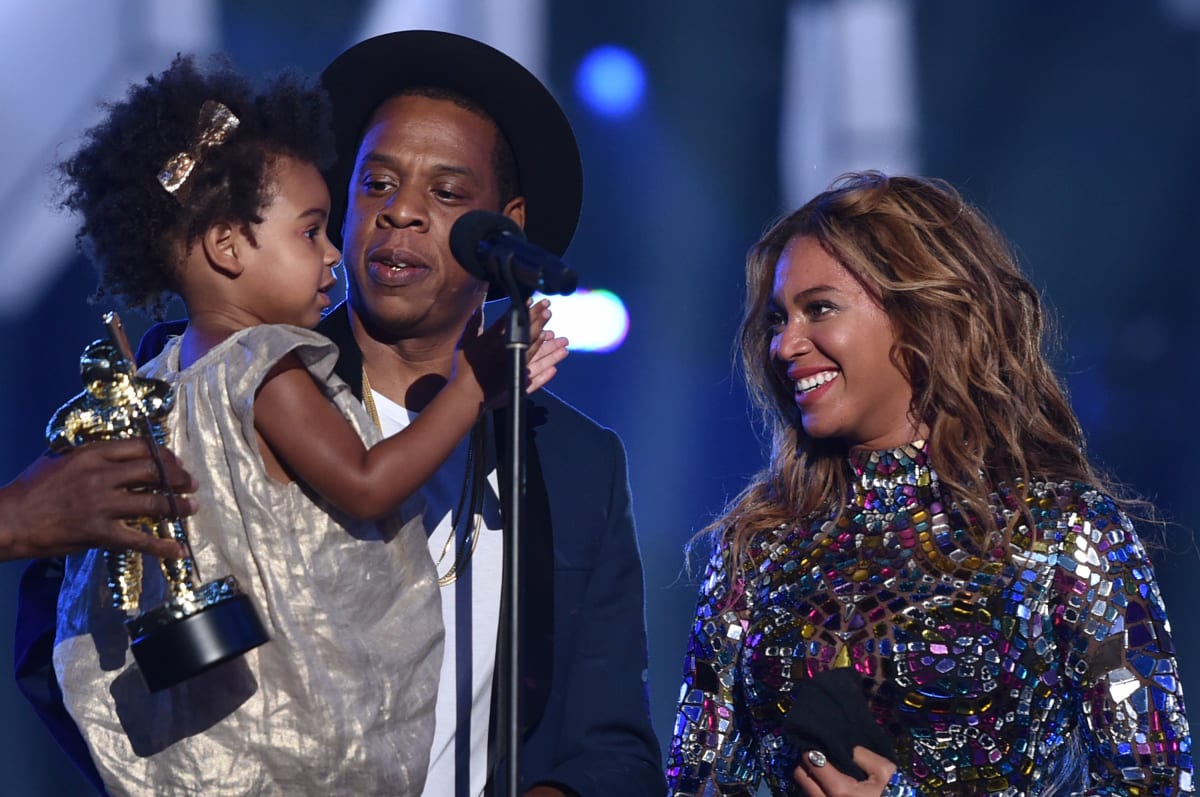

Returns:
765,310,786,332
807,301,836,318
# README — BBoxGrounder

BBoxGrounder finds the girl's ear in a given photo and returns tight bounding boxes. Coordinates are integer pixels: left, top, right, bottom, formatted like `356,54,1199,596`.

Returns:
202,222,244,278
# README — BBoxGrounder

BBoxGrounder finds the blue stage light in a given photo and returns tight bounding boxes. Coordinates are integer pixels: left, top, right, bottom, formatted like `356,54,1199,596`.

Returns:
536,289,630,353
575,45,646,118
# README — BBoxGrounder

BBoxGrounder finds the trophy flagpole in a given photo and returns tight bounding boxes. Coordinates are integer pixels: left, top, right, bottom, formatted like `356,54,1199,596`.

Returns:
102,311,199,579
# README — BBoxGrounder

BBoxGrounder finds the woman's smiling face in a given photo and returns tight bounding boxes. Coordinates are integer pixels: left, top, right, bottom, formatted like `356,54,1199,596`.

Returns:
768,235,920,450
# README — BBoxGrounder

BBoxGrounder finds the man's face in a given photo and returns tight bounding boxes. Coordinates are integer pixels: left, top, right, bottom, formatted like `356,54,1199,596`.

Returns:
340,94,525,345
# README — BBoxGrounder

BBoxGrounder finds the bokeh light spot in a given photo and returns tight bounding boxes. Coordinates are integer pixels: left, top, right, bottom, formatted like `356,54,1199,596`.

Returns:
575,44,645,117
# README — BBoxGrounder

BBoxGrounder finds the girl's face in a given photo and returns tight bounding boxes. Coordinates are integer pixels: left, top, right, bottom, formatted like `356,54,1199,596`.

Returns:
768,235,920,450
239,156,341,329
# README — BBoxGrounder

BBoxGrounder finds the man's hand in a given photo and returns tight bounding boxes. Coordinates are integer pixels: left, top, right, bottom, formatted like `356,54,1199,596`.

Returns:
0,439,197,562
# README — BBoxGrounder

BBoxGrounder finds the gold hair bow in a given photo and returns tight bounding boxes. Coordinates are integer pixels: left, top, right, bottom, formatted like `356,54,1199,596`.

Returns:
156,100,240,196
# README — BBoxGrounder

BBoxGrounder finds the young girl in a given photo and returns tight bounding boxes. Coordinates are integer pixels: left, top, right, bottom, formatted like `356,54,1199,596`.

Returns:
52,55,562,796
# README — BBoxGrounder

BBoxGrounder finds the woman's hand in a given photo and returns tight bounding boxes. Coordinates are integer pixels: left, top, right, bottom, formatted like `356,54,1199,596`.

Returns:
793,746,897,797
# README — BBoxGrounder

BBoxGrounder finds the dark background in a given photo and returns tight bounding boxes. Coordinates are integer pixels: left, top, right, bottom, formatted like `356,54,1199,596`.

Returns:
1,2,1197,792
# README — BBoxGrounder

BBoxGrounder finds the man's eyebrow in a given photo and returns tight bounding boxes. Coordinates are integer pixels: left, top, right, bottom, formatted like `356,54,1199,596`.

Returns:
359,151,404,168
358,151,476,178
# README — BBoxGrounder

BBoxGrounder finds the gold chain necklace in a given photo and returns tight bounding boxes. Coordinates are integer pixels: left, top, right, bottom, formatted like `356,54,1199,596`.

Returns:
361,365,485,586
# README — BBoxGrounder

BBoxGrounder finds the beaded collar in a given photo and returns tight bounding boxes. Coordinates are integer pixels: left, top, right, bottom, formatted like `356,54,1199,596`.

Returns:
847,440,938,523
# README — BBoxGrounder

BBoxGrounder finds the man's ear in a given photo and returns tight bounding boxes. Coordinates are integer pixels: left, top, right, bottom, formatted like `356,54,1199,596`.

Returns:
202,222,244,278
502,196,526,231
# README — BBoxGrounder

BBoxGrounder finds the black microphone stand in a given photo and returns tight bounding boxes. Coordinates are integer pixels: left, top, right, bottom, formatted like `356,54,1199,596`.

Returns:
497,254,529,797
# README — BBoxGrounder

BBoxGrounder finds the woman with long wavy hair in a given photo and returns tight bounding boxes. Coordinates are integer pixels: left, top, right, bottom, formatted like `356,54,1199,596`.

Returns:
666,172,1191,796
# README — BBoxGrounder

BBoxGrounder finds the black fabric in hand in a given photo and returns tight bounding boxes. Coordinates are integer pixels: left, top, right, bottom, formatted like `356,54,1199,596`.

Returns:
781,667,896,781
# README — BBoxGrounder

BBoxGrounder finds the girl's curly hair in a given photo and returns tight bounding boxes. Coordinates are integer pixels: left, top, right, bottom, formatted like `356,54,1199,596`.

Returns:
58,54,335,316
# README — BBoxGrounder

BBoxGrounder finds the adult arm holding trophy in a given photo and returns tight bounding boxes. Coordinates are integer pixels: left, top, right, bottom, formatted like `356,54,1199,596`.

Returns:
4,313,194,564
0,442,194,562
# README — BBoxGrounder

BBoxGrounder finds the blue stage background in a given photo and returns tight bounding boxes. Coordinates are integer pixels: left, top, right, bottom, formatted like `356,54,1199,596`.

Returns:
1,2,1197,793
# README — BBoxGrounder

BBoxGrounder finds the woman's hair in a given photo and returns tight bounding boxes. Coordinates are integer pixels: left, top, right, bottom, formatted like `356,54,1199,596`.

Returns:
58,54,335,315
715,170,1104,570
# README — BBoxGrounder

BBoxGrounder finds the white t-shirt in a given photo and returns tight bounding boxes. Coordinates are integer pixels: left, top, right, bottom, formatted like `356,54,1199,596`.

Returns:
371,390,503,797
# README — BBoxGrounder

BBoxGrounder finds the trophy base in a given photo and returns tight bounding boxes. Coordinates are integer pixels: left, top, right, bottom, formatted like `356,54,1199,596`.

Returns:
128,582,269,692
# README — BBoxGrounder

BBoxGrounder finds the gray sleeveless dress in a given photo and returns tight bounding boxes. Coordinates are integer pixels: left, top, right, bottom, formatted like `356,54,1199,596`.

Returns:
54,324,443,796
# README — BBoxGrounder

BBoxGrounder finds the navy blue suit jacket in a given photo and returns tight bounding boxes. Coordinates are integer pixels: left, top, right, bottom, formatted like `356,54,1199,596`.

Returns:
14,305,664,795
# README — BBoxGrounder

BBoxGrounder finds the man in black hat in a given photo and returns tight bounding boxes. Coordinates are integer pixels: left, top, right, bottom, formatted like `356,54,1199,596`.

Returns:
15,30,664,797
315,29,663,797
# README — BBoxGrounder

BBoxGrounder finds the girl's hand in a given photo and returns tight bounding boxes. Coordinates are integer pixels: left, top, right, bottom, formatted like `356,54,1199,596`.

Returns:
458,299,566,405
526,300,568,394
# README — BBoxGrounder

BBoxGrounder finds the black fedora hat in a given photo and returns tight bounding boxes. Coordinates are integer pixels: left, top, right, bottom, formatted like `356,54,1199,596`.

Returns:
321,29,583,264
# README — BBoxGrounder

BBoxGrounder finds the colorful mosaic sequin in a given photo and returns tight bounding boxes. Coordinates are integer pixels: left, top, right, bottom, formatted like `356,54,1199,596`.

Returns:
667,442,1192,796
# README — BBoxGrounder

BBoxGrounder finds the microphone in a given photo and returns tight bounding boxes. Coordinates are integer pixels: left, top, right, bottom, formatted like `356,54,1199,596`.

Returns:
449,210,578,296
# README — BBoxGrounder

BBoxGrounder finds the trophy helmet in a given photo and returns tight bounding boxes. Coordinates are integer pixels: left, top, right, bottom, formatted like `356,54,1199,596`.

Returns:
80,339,130,387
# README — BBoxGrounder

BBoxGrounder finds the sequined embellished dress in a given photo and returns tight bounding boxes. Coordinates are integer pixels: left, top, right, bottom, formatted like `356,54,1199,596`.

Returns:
667,442,1192,795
